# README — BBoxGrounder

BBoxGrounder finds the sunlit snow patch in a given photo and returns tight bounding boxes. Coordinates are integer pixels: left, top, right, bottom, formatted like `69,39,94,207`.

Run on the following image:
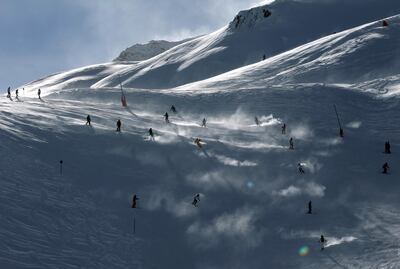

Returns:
346,121,362,129
325,236,357,248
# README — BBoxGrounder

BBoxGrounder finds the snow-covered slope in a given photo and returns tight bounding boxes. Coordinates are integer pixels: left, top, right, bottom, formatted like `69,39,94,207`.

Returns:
2,82,400,268
114,39,192,62
3,1,400,268
21,0,400,91
177,15,400,96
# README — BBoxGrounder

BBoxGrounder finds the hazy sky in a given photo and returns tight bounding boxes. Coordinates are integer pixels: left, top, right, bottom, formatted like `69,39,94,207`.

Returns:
0,0,266,90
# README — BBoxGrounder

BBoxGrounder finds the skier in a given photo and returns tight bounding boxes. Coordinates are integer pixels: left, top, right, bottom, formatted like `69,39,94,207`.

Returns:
289,137,294,150
282,123,286,134
263,9,272,17
194,138,202,148
382,162,389,174
7,87,11,98
320,235,326,250
192,193,200,207
116,119,121,132
255,116,260,126
298,163,305,174
86,115,91,126
170,105,177,113
148,128,155,141
308,200,312,214
15,89,19,98
38,88,41,99
132,194,139,208
385,141,391,154
164,112,169,123
201,118,207,127
263,54,266,60
339,127,344,138
382,20,389,27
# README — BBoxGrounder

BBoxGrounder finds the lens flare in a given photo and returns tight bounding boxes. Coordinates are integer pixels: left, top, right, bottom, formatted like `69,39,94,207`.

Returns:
299,246,310,256
246,181,254,188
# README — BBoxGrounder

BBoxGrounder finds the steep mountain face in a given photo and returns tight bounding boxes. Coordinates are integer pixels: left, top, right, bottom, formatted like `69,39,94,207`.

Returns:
21,0,400,92
114,39,192,62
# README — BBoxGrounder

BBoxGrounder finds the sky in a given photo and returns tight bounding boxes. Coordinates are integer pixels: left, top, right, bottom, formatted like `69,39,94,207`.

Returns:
0,0,267,90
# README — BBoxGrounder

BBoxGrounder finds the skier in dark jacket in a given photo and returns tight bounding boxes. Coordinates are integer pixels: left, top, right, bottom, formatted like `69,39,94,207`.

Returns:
385,141,391,154
164,112,169,123
201,118,207,127
149,128,155,141
308,201,312,214
86,115,91,126
382,162,389,174
116,119,121,132
38,88,41,99
192,193,200,207
298,163,305,174
7,87,11,98
282,123,286,134
194,138,202,148
15,89,19,98
132,194,139,208
170,105,177,113
320,235,326,250
255,116,260,126
289,137,294,149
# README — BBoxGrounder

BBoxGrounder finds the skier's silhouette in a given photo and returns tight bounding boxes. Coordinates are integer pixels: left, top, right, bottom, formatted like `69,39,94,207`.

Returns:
385,141,391,154
116,119,122,132
170,105,177,113
149,128,155,141
289,137,294,150
132,194,139,208
298,163,305,174
320,235,326,250
255,116,260,126
382,20,389,27
308,201,312,214
192,194,200,207
382,162,389,174
86,115,91,126
194,138,202,148
201,118,207,127
164,112,169,123
282,123,286,134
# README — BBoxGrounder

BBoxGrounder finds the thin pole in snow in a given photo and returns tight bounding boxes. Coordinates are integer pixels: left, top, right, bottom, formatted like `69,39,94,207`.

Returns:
333,104,342,129
333,104,344,137
133,215,136,234
59,160,63,175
